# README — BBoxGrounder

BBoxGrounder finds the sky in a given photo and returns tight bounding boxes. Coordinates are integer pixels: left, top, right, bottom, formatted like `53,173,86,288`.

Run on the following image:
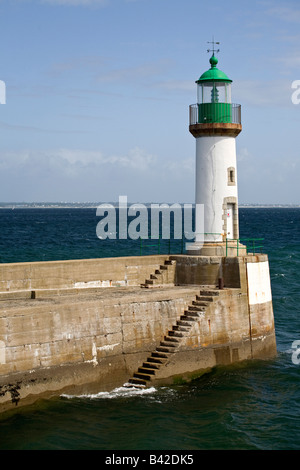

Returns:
0,0,299,204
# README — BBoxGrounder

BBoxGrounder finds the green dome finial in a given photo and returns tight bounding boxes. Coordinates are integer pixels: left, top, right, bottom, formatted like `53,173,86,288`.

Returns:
209,54,218,68
196,49,232,84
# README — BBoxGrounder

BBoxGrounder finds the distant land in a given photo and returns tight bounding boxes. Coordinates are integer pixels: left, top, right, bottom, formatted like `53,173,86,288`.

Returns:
0,202,299,209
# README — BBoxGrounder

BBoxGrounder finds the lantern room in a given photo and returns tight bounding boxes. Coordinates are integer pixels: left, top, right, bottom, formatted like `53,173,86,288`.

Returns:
196,54,232,104
193,54,237,124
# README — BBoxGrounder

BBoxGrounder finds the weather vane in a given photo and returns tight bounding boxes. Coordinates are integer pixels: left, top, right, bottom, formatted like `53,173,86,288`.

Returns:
207,37,220,55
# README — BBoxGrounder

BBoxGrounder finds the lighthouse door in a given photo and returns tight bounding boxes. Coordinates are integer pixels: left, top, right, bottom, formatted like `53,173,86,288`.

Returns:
227,204,234,239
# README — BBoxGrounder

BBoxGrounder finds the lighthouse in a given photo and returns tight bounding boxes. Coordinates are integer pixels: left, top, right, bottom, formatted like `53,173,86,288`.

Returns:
189,45,242,256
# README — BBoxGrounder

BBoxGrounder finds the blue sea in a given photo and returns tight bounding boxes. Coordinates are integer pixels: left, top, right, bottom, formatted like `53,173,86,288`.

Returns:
0,207,299,451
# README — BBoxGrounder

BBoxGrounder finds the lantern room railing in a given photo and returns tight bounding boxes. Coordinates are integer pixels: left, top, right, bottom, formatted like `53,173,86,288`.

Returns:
189,103,241,126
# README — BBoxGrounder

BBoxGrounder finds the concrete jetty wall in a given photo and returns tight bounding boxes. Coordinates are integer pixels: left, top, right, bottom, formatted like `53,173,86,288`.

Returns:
0,254,276,412
0,255,170,294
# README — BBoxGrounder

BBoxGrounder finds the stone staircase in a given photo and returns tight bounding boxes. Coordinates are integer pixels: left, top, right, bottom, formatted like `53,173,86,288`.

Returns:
140,259,176,288
125,288,220,388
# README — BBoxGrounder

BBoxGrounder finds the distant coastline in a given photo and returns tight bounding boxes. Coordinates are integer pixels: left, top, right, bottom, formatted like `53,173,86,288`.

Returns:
0,202,299,209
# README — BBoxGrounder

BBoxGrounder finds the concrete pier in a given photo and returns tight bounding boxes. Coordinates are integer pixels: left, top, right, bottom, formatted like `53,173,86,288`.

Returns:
0,254,276,412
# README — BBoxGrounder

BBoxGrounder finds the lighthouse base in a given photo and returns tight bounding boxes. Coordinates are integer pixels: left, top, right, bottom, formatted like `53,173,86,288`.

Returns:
186,241,246,257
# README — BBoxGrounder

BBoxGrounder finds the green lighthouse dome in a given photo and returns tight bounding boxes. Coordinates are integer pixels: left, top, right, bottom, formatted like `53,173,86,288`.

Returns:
196,54,232,84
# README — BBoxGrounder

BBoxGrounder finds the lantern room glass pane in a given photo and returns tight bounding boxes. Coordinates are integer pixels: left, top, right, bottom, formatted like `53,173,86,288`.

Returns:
197,82,232,104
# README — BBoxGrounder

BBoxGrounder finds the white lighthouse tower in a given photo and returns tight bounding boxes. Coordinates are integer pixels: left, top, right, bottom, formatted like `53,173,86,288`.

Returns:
189,44,242,256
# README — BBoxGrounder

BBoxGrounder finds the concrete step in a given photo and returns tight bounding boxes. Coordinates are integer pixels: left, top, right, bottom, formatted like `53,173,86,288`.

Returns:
187,305,206,312
168,330,184,338
152,351,169,359
147,355,166,364
128,378,147,386
192,300,210,307
156,346,173,353
164,335,180,343
140,258,175,291
160,265,168,270
134,372,153,381
200,290,220,297
183,310,198,317
138,367,156,375
196,296,214,302
172,324,189,333
160,341,176,348
183,317,198,323
177,320,193,327
143,361,160,369
180,314,197,322
184,312,200,319
187,306,205,313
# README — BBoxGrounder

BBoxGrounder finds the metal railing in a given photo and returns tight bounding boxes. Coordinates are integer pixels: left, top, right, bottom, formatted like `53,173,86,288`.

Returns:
189,103,241,126
139,236,264,257
241,238,264,254
139,236,184,256
139,233,223,256
226,238,264,257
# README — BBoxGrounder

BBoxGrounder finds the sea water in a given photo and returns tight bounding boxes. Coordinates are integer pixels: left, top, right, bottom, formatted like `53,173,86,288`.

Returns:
0,207,299,450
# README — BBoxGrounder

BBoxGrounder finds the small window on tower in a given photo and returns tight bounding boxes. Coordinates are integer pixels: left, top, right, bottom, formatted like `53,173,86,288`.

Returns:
228,167,236,186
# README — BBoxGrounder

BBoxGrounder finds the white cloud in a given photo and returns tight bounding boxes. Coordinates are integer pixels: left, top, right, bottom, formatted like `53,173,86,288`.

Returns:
272,52,300,73
51,147,156,171
49,56,107,77
154,80,194,93
96,59,174,84
266,4,300,23
234,79,293,107
0,147,156,177
0,147,193,202
0,119,85,135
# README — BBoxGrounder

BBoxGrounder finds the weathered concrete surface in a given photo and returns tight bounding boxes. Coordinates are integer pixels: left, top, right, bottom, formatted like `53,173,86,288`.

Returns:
149,287,276,386
0,255,170,292
0,254,276,413
171,254,244,288
0,285,199,412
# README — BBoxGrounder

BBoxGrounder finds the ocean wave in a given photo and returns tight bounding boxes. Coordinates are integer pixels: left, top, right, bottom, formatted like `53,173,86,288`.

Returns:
61,385,157,400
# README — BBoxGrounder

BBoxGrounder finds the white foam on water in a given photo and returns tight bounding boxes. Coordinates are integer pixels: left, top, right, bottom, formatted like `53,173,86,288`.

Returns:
61,385,157,400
